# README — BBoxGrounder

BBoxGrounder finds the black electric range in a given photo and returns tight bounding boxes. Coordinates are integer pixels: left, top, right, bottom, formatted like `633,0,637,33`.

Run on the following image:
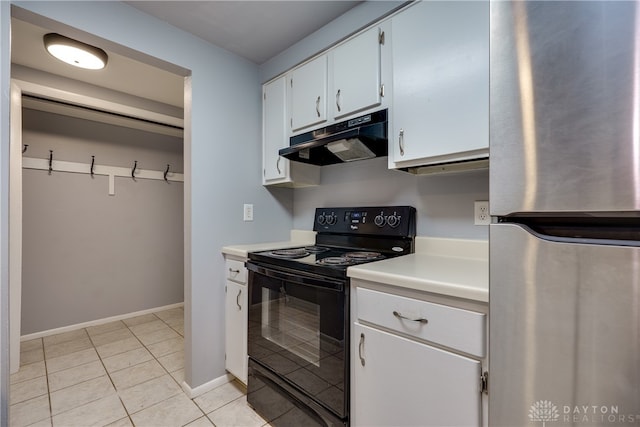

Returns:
245,206,415,427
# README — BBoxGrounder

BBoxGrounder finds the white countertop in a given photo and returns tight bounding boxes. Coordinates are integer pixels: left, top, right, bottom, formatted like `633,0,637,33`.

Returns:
348,237,488,303
221,230,316,258
222,233,488,303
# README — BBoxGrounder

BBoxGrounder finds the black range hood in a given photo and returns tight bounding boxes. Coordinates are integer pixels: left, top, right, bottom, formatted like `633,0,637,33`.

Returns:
279,109,388,166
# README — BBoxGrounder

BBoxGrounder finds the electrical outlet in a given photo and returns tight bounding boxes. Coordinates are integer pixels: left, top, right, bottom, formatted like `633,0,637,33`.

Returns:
243,204,254,221
474,201,490,225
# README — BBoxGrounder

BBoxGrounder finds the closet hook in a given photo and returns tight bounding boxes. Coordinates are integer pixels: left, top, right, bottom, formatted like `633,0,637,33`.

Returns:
48,150,53,175
22,144,28,154
90,156,95,177
131,160,138,180
164,164,170,181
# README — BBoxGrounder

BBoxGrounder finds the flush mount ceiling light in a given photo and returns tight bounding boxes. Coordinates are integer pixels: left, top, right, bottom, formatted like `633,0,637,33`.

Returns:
44,33,108,70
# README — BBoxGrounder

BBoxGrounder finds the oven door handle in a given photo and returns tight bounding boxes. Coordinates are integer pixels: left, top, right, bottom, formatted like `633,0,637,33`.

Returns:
246,261,344,291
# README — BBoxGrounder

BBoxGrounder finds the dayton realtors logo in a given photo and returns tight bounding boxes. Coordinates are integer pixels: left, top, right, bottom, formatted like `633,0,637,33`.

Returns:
529,400,560,426
529,400,639,424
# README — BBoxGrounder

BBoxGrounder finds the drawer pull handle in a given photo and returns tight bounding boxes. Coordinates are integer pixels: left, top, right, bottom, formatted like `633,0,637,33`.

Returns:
228,268,240,274
393,310,428,324
358,333,366,366
236,289,242,310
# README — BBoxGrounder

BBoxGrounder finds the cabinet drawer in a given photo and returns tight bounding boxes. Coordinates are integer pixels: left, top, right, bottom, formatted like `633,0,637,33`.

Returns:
226,259,246,284
356,287,485,357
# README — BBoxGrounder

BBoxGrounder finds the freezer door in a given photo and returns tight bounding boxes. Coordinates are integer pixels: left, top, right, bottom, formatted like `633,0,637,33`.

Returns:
490,1,640,215
490,223,640,427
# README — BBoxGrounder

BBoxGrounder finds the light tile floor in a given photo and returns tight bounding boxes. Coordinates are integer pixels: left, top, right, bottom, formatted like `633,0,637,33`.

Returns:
10,307,269,427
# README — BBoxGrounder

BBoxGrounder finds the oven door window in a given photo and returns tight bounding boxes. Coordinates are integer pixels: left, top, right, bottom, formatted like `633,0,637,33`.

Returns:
261,285,322,365
248,268,346,418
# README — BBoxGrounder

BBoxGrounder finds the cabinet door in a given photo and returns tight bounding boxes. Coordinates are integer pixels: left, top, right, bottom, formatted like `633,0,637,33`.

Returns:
391,1,489,166
262,77,288,183
353,323,482,427
290,55,327,132
331,26,382,119
225,280,247,384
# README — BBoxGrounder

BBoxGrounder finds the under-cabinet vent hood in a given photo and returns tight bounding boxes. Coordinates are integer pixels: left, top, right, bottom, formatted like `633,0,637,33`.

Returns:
280,109,387,166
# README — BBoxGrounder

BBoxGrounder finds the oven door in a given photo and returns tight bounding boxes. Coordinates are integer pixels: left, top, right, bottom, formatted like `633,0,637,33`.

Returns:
246,261,348,421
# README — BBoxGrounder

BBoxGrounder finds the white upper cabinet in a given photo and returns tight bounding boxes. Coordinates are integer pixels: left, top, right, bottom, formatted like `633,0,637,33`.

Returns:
389,1,489,169
330,25,384,120
290,55,328,132
262,76,320,187
263,76,287,183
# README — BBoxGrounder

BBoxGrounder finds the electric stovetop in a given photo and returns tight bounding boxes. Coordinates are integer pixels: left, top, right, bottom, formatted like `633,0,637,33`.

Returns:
248,206,416,279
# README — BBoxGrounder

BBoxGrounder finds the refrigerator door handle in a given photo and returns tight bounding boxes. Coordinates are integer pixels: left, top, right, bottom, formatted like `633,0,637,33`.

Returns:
501,220,640,247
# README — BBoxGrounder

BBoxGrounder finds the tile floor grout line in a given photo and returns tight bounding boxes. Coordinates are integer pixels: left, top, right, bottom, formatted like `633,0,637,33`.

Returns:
43,338,54,427
44,319,153,424
129,317,210,425
49,314,172,426
112,313,192,422
86,324,137,427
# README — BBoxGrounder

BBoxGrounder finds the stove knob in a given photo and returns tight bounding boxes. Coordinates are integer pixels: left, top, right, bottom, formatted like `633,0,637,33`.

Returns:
326,213,338,225
374,214,386,227
317,214,326,225
387,214,400,228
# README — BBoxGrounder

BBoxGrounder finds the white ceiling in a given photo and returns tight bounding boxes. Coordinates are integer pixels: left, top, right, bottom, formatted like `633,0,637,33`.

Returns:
11,1,361,109
125,1,362,65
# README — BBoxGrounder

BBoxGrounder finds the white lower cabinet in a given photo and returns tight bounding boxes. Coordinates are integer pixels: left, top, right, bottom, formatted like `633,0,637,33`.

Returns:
351,283,487,427
353,323,482,427
224,257,248,384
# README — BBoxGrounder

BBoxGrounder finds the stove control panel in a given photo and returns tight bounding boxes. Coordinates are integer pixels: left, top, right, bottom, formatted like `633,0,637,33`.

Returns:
313,206,416,236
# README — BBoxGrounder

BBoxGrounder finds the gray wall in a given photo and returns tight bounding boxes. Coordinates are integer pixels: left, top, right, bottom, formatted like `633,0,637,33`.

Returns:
21,108,184,334
12,1,293,391
294,158,489,239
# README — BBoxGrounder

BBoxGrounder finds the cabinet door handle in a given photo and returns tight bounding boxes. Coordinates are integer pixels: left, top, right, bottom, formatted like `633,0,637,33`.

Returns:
336,89,341,112
228,268,240,274
276,156,281,174
236,289,242,310
393,310,428,324
358,333,366,366
399,129,405,156
316,96,321,117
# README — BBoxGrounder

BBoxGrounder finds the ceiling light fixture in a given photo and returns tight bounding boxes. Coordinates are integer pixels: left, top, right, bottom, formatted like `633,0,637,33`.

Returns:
43,33,108,70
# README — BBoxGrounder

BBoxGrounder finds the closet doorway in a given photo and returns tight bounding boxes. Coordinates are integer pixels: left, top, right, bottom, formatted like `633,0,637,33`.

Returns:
9,15,189,373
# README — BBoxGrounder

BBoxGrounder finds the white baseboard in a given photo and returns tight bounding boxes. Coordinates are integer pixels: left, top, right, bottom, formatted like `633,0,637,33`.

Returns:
181,373,236,399
20,302,185,341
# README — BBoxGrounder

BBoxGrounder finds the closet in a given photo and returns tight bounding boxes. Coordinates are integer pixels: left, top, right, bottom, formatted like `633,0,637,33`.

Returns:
20,97,184,335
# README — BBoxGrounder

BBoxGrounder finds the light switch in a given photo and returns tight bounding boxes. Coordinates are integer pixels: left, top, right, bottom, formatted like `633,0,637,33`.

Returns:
243,204,254,221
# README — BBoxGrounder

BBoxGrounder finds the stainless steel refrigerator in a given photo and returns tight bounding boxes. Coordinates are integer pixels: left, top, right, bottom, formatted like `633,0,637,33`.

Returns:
490,2,640,426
